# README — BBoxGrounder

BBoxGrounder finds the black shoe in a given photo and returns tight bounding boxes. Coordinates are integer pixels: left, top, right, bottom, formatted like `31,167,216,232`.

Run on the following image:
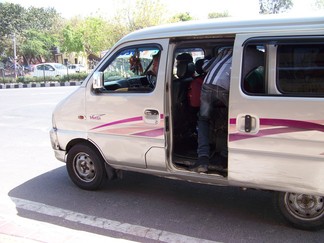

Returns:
209,154,227,171
190,156,209,173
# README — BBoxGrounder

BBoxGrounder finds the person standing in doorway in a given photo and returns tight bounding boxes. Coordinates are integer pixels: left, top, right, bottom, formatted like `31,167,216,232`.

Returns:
190,47,233,173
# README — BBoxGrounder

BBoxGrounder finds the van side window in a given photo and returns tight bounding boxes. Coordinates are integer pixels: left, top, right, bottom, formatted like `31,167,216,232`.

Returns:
101,46,161,93
277,44,324,95
242,45,266,94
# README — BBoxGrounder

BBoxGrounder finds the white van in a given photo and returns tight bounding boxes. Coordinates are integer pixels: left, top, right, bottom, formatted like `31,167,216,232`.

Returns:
50,15,324,230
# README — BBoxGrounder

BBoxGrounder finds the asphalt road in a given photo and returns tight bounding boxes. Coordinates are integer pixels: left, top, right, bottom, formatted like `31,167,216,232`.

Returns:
0,86,323,242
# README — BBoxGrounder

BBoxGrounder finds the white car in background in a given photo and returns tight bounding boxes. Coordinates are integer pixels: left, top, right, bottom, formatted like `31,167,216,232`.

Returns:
32,63,68,77
67,64,87,73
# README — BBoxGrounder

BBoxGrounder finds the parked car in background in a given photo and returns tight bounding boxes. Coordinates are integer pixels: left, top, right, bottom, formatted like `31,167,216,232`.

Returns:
67,64,87,73
23,64,35,73
32,63,68,77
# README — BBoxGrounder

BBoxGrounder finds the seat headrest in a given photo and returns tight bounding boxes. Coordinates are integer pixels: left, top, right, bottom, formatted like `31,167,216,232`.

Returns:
177,62,195,79
176,53,193,62
195,59,205,75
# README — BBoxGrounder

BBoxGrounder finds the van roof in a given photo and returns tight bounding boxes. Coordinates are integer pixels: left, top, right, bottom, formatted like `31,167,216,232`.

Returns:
117,15,324,44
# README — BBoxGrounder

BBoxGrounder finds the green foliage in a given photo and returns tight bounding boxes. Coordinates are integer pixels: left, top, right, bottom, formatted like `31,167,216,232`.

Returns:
0,3,26,56
259,0,293,14
208,11,230,19
14,73,88,83
115,0,167,31
0,3,26,36
20,29,59,63
24,6,63,33
170,12,193,22
0,76,16,84
314,0,324,8
61,23,84,53
82,17,112,54
0,2,62,65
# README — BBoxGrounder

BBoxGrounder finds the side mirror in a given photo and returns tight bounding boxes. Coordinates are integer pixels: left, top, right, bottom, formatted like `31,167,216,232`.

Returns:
92,71,104,89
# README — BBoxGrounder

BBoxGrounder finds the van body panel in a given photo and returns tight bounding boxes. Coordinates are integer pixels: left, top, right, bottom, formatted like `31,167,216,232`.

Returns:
228,31,324,195
117,16,324,46
52,87,87,150
145,146,166,170
85,39,169,168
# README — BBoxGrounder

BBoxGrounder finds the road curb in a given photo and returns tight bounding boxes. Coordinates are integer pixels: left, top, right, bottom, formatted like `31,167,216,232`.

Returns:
0,81,82,89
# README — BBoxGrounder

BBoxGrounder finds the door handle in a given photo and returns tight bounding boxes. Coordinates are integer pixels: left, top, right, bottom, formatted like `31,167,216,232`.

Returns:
245,115,252,132
144,109,159,124
236,114,259,134
144,109,159,116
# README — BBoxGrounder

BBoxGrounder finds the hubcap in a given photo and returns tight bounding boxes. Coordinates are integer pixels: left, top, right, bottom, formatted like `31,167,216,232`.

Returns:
73,152,96,182
284,193,324,220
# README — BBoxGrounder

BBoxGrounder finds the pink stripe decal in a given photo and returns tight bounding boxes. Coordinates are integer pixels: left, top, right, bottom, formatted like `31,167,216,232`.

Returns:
229,127,301,141
91,116,143,130
229,118,324,142
132,128,164,137
260,118,324,132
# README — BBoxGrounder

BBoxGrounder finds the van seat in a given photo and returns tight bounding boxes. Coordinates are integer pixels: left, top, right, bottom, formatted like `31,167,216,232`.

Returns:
173,61,195,136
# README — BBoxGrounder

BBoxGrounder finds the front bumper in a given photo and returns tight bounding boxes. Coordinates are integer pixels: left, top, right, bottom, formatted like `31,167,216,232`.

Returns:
53,149,66,162
50,128,66,162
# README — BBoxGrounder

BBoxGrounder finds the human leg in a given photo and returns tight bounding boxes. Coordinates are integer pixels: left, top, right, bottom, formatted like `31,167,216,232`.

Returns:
190,85,213,172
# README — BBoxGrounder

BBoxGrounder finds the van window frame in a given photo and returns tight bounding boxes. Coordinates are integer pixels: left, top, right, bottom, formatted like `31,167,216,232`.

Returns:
242,36,324,98
96,43,163,94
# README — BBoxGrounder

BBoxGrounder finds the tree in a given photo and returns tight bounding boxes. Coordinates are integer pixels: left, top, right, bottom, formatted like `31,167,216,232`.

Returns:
21,7,63,64
208,11,230,19
314,0,324,8
114,0,167,31
0,3,63,65
170,12,193,22
24,6,63,33
0,3,26,57
61,19,84,53
61,16,114,58
20,29,59,64
259,0,293,14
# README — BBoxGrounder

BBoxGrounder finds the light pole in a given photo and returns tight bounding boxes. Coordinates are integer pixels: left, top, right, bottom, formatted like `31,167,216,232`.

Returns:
12,33,17,79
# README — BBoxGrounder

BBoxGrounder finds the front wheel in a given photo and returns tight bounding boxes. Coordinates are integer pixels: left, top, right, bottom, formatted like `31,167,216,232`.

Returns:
274,191,324,230
66,144,107,190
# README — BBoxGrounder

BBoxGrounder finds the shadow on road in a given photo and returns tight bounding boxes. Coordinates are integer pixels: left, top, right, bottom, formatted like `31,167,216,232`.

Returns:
8,166,319,242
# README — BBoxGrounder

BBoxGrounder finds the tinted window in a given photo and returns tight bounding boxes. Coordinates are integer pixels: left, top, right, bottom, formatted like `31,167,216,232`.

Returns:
277,44,324,95
242,44,266,94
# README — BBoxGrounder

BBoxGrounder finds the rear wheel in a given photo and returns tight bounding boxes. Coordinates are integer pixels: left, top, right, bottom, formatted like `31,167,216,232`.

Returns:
66,144,106,190
274,191,324,230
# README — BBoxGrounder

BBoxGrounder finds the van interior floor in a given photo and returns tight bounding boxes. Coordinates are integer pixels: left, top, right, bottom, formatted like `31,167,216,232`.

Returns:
172,136,227,177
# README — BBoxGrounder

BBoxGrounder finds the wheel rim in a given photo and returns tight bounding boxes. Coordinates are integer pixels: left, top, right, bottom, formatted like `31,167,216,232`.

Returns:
284,193,324,221
73,152,96,182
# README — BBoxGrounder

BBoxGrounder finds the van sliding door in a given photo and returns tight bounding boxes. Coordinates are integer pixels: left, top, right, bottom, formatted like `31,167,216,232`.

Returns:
229,34,324,195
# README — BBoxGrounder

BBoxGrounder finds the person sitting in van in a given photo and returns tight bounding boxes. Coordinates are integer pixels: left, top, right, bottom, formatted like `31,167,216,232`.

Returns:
190,47,233,173
172,53,194,79
146,52,160,88
188,58,206,108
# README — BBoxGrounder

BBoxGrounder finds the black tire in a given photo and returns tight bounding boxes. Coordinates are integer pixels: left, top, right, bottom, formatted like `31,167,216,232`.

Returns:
274,191,324,230
66,144,107,190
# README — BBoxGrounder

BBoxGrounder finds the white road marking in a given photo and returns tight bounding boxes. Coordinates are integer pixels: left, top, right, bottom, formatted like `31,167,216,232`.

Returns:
11,197,216,243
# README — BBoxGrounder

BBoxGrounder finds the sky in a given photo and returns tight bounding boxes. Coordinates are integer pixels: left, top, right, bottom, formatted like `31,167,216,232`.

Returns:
1,0,322,19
